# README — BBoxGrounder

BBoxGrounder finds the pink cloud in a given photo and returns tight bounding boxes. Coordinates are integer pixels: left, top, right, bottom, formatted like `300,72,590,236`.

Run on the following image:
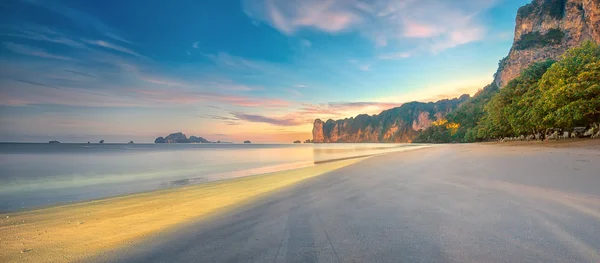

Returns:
245,0,494,53
259,0,360,35
134,89,290,108
403,21,442,38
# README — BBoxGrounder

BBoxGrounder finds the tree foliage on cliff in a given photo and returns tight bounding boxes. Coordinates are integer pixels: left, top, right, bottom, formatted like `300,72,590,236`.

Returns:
316,96,469,143
415,41,600,143
518,0,566,20
515,29,565,50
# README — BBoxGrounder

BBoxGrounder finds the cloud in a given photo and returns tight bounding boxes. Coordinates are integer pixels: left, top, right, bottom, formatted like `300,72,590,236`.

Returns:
203,52,267,72
244,0,494,52
232,112,308,126
378,52,411,60
295,84,307,88
0,79,143,107
301,39,312,48
299,101,402,118
64,70,98,79
3,42,74,61
192,41,200,49
349,59,371,71
287,89,302,96
186,50,191,55
141,77,184,86
199,115,240,121
22,0,131,43
134,88,290,108
358,64,370,71
104,32,132,44
84,40,145,58
244,0,361,35
2,27,84,48
403,21,443,38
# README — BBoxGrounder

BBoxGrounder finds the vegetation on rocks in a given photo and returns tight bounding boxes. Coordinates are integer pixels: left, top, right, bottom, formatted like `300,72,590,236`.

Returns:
514,29,565,50
415,41,600,143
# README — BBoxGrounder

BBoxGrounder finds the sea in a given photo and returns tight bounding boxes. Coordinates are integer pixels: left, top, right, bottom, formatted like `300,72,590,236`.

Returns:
0,143,426,212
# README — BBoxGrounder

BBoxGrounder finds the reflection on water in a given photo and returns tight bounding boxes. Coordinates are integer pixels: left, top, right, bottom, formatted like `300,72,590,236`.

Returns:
0,143,426,211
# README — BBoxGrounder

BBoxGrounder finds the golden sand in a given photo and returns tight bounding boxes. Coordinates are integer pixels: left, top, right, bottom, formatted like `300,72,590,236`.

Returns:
0,158,362,262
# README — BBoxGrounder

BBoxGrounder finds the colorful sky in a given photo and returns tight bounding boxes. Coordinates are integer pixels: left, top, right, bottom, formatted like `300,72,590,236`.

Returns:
0,0,530,143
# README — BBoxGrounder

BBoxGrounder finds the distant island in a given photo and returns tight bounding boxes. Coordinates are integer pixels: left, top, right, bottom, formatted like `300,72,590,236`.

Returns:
155,132,211,143
49,140,60,144
244,140,251,144
304,139,312,143
99,140,104,144
128,141,134,144
293,140,301,144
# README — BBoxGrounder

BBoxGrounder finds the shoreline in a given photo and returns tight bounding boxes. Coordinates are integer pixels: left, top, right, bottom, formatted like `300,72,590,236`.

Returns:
0,143,427,213
0,157,368,263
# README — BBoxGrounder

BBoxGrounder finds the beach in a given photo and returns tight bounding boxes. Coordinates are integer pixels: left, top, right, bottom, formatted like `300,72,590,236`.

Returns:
0,158,364,262
1,143,600,263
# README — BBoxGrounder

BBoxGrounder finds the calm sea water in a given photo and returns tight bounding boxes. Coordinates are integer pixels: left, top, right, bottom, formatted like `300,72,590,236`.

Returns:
0,143,426,211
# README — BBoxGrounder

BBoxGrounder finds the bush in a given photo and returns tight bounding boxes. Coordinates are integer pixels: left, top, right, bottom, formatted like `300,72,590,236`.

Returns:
515,29,565,50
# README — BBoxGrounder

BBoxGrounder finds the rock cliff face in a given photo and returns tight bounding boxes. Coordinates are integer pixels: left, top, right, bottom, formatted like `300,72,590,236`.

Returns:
312,96,469,143
494,0,600,87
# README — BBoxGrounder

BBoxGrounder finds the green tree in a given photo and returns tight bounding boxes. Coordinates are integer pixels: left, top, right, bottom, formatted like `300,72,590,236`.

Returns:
538,41,600,129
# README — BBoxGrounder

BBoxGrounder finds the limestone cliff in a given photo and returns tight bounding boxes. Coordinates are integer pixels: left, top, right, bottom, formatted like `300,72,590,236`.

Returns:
312,96,469,143
494,0,600,87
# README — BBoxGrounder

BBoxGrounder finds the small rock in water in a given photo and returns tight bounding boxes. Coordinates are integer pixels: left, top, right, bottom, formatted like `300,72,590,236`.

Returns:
21,249,32,253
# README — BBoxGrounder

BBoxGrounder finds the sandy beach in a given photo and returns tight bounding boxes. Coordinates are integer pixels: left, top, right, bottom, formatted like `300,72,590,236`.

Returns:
105,143,599,263
2,143,600,263
0,158,364,263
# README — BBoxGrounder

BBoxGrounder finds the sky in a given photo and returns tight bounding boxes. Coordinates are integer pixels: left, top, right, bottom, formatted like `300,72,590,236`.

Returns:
0,0,531,143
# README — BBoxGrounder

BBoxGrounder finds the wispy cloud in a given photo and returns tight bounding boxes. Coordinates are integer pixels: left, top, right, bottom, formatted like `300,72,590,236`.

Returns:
203,52,264,71
232,112,308,126
84,40,145,58
3,42,74,61
2,27,84,48
287,89,302,97
192,41,200,49
247,0,360,35
244,0,493,53
403,21,443,38
299,101,403,118
349,59,371,71
301,39,312,48
378,52,411,60
199,115,240,121
134,88,290,108
22,0,131,43
140,77,185,86
64,69,98,79
0,78,143,107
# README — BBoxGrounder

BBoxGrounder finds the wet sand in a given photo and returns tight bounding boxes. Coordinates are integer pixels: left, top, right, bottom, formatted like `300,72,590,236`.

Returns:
104,143,600,263
0,158,364,263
